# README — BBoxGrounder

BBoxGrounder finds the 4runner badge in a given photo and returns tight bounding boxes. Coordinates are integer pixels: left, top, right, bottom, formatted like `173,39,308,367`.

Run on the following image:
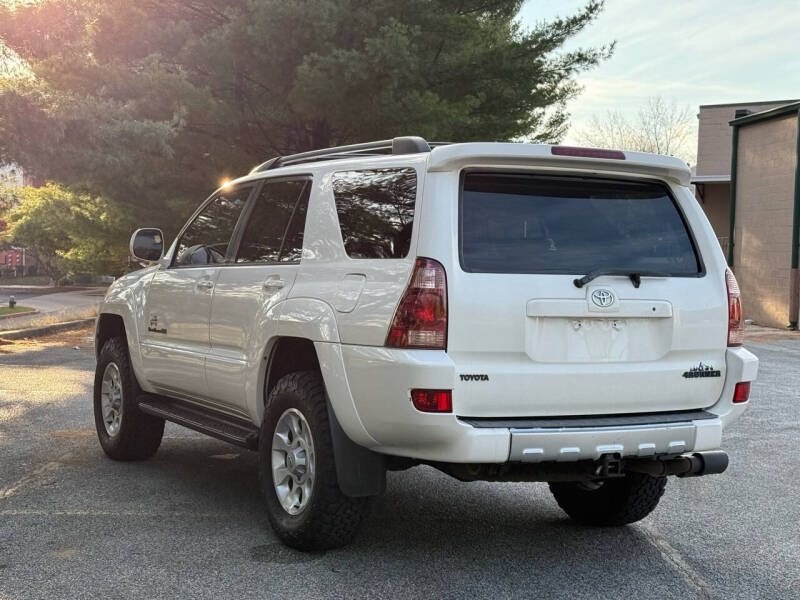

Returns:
682,362,721,379
460,374,489,382
147,314,167,334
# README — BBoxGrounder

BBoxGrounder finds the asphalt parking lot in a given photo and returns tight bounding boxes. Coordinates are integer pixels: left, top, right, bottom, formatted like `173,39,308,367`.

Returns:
0,327,798,600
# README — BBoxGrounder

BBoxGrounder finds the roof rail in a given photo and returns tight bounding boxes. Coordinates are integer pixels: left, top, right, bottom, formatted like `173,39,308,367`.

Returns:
250,136,436,173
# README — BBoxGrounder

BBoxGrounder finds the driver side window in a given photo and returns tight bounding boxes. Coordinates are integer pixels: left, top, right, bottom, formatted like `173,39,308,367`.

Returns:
173,186,251,267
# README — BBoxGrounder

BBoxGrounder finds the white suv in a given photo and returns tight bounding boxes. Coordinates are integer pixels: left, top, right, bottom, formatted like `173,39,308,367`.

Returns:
94,137,758,550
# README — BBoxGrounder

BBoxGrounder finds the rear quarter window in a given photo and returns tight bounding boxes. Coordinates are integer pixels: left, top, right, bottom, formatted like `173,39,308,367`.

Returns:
460,173,702,275
332,168,417,259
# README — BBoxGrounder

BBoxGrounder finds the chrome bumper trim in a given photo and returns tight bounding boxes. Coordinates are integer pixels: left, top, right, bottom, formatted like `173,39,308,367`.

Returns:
509,421,705,462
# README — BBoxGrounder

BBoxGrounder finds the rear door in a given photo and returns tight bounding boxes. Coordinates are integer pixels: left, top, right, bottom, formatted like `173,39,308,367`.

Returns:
140,185,253,401
206,177,311,411
448,171,727,417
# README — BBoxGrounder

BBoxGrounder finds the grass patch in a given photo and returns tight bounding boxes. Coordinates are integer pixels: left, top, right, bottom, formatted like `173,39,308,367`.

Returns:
0,306,35,316
0,276,52,286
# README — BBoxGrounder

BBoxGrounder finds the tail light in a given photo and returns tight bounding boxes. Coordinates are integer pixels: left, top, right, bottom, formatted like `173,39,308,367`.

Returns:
386,257,447,349
411,389,452,413
733,382,751,404
726,268,744,346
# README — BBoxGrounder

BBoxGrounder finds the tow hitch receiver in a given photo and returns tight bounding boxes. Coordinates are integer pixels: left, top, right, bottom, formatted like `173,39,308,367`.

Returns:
596,454,624,478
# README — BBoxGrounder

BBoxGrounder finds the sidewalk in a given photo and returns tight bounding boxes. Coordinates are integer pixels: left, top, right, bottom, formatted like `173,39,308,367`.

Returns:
744,323,800,340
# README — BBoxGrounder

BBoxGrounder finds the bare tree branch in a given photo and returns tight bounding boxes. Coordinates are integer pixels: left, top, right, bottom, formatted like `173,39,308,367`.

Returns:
577,96,696,165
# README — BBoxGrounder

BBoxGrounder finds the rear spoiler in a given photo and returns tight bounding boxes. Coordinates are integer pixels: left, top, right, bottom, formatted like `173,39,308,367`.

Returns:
427,143,691,187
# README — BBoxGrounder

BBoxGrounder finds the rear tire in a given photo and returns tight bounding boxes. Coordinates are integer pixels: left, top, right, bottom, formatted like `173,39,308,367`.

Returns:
549,473,667,526
93,337,164,461
259,371,372,551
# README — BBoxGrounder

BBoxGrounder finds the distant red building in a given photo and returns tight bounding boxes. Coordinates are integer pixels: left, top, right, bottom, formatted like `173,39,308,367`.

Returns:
0,248,37,277
1,162,41,278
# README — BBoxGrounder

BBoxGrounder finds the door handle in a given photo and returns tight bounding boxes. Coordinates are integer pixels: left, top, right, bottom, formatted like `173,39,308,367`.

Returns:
263,279,286,291
196,280,214,290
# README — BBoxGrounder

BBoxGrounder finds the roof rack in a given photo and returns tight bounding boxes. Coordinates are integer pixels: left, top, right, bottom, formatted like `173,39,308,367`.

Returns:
251,136,444,173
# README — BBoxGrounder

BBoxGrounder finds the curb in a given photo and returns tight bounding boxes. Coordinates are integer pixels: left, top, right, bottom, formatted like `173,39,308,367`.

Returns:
0,318,96,341
0,310,39,321
0,285,102,295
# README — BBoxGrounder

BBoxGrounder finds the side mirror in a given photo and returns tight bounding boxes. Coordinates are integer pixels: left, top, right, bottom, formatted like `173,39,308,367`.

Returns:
130,228,164,262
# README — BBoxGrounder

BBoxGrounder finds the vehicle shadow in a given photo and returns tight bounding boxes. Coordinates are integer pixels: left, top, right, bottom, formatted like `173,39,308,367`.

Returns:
57,438,692,598
338,467,689,598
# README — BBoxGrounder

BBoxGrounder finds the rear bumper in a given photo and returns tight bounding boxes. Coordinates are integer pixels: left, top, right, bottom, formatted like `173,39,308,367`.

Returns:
508,418,708,462
463,410,720,462
331,344,758,464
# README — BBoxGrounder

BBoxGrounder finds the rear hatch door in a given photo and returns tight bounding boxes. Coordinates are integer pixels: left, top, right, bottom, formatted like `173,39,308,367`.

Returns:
449,172,726,417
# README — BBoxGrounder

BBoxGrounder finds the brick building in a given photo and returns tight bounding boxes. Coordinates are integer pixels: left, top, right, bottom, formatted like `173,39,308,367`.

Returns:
0,247,29,275
693,100,797,254
694,100,800,328
1,162,38,278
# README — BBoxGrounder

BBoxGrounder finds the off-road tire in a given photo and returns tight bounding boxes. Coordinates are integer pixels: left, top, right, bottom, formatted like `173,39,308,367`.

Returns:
259,371,372,551
549,473,667,526
93,337,164,460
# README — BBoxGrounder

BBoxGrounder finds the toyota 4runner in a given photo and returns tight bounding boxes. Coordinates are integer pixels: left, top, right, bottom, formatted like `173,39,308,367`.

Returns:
94,137,758,550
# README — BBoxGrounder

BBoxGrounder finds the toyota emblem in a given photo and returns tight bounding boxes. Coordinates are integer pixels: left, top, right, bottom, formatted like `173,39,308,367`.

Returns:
591,289,614,307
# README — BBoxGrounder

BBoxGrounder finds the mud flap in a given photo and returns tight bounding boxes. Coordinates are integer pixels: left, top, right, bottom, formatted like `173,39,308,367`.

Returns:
326,399,386,497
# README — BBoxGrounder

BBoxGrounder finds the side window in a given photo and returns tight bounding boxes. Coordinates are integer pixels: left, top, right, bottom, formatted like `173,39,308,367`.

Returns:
332,168,417,259
173,186,251,267
236,179,310,264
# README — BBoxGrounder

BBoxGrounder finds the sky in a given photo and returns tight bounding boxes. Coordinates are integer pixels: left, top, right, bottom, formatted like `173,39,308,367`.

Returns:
518,0,800,145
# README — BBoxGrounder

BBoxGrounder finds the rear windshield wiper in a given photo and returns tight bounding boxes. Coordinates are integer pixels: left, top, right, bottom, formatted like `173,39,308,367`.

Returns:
573,268,670,289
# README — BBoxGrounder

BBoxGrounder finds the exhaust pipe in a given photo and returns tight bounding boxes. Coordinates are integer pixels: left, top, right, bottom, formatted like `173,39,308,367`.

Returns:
626,451,729,478
679,450,729,477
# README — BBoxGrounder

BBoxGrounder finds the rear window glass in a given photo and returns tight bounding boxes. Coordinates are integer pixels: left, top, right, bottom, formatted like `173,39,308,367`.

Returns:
332,168,417,259
460,174,701,275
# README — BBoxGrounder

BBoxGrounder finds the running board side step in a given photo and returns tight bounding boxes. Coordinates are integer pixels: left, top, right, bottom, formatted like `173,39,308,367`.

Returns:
138,395,259,450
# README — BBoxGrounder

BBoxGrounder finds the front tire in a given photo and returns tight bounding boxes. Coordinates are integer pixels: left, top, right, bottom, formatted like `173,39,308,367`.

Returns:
259,371,371,551
93,337,164,461
549,473,667,526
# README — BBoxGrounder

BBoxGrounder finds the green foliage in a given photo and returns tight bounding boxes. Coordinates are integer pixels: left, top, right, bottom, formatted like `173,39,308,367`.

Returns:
0,0,612,245
0,275,50,285
1,184,127,278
